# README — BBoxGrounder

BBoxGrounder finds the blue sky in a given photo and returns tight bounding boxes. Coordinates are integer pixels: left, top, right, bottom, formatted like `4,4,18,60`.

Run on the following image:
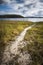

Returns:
0,0,43,17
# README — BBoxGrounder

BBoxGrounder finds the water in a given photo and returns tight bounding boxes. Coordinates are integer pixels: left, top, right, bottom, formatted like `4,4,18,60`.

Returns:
1,25,35,65
0,18,43,22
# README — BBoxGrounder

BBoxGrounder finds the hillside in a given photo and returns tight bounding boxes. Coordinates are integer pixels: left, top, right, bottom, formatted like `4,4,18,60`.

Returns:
0,14,24,18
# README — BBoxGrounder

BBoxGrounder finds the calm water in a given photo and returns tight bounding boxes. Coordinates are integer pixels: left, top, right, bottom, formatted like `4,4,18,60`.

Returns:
0,18,43,22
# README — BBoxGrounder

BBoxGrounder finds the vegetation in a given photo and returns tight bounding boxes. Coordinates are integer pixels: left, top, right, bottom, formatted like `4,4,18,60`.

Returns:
0,20,33,65
0,20,43,65
0,14,24,18
0,20,33,44
24,22,43,65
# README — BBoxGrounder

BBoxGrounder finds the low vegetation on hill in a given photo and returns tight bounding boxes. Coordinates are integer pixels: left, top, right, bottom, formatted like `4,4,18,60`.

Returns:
0,15,24,18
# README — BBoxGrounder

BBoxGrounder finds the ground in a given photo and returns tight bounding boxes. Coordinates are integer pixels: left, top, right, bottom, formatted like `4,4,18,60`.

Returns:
0,20,43,65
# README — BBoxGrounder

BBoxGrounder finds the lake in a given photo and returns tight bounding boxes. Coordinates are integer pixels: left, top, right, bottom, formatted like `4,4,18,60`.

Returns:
0,18,43,22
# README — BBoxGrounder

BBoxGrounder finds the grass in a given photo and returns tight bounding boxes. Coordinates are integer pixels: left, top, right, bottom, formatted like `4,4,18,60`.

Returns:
23,22,43,65
24,22,43,43
0,20,33,65
0,20,43,65
0,20,33,44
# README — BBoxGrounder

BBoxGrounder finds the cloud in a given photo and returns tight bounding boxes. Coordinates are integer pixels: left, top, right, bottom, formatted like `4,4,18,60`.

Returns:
0,0,43,17
39,0,43,2
0,0,3,4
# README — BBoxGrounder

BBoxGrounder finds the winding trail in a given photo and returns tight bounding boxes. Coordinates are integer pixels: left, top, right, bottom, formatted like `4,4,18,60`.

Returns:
10,24,35,54
1,24,35,65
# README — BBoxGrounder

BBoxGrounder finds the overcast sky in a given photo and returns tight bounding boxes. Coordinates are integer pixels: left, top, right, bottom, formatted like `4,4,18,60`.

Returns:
0,0,43,17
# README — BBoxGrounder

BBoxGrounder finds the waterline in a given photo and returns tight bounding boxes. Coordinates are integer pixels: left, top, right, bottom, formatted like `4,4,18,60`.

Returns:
0,18,43,22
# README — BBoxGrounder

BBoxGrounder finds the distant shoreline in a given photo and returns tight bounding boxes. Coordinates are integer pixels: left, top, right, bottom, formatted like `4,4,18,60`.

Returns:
0,18,43,22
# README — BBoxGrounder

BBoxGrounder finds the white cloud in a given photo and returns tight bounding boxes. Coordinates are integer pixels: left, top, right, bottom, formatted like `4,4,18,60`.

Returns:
0,0,43,17
2,0,11,3
0,10,7,15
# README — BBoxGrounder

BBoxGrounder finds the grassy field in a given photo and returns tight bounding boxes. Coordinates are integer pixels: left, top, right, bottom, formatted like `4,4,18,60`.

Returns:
0,20,43,65
0,20,33,44
0,20,33,64
23,22,43,65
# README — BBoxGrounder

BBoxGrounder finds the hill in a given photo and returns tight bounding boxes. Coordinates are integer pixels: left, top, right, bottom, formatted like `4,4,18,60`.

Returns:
0,14,24,18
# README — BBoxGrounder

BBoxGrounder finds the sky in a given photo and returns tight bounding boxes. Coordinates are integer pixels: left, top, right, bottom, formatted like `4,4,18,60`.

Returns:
0,0,43,17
